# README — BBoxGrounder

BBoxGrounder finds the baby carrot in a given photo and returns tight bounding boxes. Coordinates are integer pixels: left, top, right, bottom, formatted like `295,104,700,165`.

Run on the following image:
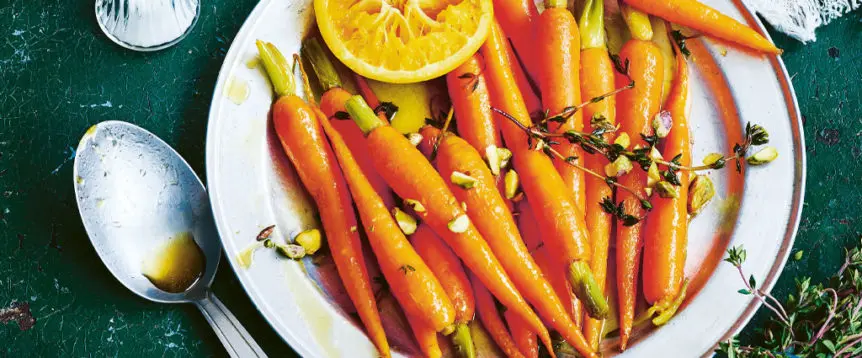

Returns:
504,309,539,358
643,36,691,305
614,38,665,351
345,95,552,356
578,0,616,349
492,0,541,81
411,223,476,358
471,274,525,358
303,38,396,209
319,110,456,334
428,126,597,357
257,41,389,357
537,0,586,213
622,0,782,54
482,20,608,323
507,44,543,117
411,224,475,325
516,199,579,324
447,54,500,162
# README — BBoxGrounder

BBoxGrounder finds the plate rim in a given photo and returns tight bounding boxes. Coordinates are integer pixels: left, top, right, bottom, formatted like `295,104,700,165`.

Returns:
706,0,806,353
204,0,807,356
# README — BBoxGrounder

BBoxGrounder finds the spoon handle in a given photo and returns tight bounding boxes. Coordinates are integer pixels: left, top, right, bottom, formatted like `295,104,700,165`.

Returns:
195,291,267,358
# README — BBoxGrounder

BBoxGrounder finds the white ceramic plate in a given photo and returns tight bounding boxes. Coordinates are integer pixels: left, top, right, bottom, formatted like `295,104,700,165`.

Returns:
205,1,805,356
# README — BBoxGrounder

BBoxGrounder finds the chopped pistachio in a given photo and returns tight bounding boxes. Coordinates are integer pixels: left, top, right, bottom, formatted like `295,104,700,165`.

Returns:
650,146,664,161
277,244,306,260
793,250,804,261
504,170,520,199
645,187,653,197
403,198,426,213
294,229,322,255
485,145,501,175
746,146,778,165
450,171,478,189
647,162,661,188
349,226,358,233
652,110,673,138
263,239,275,248
461,202,468,211
497,147,513,170
702,153,725,166
604,156,634,177
448,214,470,233
407,132,423,147
688,175,715,215
655,181,680,199
614,133,631,149
392,207,418,235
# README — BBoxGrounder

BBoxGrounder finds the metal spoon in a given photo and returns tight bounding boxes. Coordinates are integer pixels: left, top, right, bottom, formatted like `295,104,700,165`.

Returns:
73,121,266,357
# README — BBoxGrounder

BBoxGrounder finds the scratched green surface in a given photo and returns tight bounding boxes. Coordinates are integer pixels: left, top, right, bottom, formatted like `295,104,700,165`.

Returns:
0,0,860,356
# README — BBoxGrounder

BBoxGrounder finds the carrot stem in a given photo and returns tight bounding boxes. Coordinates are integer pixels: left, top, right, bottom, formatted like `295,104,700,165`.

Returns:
347,95,387,134
579,0,606,50
567,261,609,319
451,323,477,358
256,40,295,97
301,38,341,92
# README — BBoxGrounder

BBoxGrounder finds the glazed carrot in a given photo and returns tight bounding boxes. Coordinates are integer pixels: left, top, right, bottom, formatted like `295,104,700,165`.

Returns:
507,44,542,117
447,55,500,164
613,38,665,351
319,110,456,333
516,200,579,324
482,20,608,324
643,36,691,305
471,274,525,358
256,41,389,357
345,95,552,356
425,125,597,357
504,309,538,358
578,0,616,349
406,311,443,358
492,0,540,81
303,38,396,209
411,224,475,325
446,59,513,214
537,0,586,214
622,0,782,54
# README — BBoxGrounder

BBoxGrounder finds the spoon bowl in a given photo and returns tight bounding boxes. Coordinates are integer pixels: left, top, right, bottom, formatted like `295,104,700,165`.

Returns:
74,120,265,357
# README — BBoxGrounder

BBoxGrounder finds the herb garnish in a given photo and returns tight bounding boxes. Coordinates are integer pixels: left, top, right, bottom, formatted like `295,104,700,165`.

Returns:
717,239,862,357
491,106,774,227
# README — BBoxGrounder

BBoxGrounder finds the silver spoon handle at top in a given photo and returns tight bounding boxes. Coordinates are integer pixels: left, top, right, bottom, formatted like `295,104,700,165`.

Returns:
195,291,267,358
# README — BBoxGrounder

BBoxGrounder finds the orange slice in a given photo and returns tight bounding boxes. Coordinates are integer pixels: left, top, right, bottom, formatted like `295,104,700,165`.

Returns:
315,0,493,84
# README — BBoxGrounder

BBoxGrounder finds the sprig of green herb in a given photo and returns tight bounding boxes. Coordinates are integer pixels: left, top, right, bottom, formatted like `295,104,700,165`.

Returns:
717,238,862,357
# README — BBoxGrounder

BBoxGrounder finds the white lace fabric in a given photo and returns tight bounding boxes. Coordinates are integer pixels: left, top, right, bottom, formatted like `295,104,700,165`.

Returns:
743,0,861,42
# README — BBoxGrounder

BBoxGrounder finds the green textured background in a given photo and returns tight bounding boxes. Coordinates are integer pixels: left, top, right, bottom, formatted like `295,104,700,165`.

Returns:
0,1,859,356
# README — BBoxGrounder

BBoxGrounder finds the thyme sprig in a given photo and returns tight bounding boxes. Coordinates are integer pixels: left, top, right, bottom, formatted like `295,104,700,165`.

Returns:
491,107,651,225
538,80,635,126
718,239,862,357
